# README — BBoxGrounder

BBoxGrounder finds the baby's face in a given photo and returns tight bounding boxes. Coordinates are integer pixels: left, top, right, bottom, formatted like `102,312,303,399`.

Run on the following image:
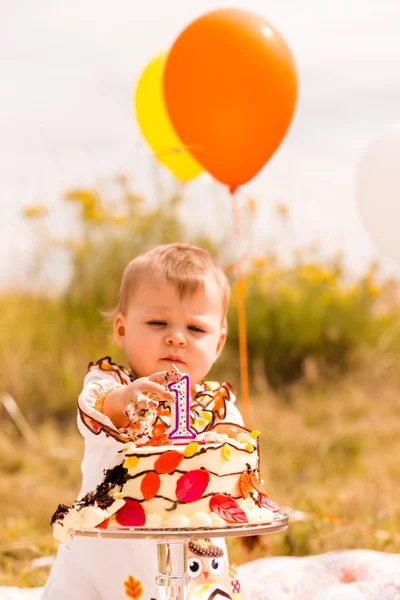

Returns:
114,274,227,384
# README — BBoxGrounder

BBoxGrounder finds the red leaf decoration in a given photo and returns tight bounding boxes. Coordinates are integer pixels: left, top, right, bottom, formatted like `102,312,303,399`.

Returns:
249,471,268,496
209,494,248,523
154,451,183,474
176,470,210,503
258,494,280,512
141,471,161,501
97,517,109,529
116,498,146,526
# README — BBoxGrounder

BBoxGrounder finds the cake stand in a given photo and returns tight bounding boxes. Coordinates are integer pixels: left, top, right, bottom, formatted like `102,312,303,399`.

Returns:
76,512,288,600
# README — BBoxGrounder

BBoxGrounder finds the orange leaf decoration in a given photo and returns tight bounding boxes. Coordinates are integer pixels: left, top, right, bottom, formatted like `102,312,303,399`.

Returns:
140,471,161,501
239,472,252,499
154,450,183,474
124,574,143,599
97,517,110,530
249,471,267,496
146,433,169,446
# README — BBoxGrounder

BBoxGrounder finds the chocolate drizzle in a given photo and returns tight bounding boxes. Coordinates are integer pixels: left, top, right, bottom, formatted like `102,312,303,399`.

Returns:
50,504,69,526
165,501,178,512
125,440,256,461
132,492,242,508
125,468,247,481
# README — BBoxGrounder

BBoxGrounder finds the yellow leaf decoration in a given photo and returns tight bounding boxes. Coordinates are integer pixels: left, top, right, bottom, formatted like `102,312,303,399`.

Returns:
184,442,200,457
222,444,231,461
124,574,143,599
123,456,139,469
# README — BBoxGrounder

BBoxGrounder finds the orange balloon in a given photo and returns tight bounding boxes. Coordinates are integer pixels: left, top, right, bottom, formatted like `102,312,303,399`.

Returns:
164,9,298,190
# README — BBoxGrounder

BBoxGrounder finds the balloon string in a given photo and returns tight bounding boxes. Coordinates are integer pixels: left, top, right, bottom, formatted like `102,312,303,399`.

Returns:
231,189,250,427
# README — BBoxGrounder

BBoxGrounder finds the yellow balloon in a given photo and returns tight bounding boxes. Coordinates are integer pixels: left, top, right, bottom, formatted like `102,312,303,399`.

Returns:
135,53,203,182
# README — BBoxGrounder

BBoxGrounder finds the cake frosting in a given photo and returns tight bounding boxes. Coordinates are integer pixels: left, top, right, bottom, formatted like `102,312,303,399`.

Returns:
51,427,280,546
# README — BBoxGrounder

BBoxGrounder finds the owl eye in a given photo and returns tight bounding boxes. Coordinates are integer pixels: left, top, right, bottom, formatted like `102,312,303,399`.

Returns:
188,558,203,579
209,557,224,576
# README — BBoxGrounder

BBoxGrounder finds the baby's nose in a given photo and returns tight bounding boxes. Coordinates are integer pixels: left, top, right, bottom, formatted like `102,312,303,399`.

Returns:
164,330,187,346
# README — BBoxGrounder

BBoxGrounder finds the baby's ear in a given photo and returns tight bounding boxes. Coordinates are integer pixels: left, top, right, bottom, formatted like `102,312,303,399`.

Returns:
216,327,227,358
113,313,126,348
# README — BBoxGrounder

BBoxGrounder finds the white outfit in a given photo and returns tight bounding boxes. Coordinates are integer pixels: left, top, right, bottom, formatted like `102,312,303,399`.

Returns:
43,358,243,600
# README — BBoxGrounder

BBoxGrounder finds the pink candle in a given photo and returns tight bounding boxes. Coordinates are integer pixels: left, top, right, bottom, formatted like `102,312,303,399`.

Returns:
167,373,196,440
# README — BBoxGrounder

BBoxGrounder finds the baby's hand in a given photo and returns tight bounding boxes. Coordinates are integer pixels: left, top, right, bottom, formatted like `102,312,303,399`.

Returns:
126,371,180,408
124,371,180,428
102,371,180,432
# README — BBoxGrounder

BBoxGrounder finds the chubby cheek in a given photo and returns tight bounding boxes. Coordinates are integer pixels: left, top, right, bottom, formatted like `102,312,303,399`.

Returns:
193,339,218,366
126,339,149,362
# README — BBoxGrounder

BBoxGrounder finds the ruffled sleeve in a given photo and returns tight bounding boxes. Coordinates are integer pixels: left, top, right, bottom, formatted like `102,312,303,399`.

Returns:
222,385,244,427
77,357,136,444
78,362,243,442
152,381,244,436
192,381,244,429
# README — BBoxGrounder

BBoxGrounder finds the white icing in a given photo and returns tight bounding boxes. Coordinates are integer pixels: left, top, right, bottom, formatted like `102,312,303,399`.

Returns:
164,514,190,527
189,512,213,527
257,508,274,522
246,509,263,524
143,513,162,527
237,432,254,444
210,513,227,527
53,499,125,546
197,431,228,443
53,522,74,548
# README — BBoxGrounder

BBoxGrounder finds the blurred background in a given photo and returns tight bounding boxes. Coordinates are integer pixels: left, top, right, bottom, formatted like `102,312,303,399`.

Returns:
2,0,400,587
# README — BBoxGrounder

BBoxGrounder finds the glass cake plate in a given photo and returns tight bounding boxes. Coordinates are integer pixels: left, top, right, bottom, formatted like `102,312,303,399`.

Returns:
76,512,288,600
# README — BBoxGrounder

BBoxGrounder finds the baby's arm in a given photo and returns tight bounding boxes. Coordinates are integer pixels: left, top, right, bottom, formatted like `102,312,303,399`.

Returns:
77,361,179,443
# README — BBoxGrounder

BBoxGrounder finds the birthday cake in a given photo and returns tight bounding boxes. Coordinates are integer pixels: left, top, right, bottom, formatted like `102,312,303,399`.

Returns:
51,426,280,546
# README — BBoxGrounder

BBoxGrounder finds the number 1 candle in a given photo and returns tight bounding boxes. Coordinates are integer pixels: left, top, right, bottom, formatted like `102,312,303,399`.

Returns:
167,373,196,440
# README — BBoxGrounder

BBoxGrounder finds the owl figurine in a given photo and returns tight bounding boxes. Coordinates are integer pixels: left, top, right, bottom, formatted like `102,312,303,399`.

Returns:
188,538,243,600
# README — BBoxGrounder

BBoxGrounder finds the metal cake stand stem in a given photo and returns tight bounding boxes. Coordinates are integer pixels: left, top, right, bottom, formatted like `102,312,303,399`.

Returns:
76,513,288,600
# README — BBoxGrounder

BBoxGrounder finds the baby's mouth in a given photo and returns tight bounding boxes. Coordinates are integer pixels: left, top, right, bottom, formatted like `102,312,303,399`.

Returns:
161,356,185,364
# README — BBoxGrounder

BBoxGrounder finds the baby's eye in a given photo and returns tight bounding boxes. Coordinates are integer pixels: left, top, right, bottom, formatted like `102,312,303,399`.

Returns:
147,320,167,326
188,325,205,333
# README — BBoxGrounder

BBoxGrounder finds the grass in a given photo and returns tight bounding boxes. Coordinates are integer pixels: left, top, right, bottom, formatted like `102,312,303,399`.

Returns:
0,424,83,586
2,361,400,587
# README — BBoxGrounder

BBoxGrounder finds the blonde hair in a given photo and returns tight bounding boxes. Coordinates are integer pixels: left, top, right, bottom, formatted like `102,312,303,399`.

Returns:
112,243,230,323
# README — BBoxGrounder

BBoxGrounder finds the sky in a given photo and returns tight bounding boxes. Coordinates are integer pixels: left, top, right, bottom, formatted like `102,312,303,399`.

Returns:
2,0,400,290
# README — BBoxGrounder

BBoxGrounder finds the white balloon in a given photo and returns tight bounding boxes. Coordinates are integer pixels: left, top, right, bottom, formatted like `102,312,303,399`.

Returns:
356,123,400,264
